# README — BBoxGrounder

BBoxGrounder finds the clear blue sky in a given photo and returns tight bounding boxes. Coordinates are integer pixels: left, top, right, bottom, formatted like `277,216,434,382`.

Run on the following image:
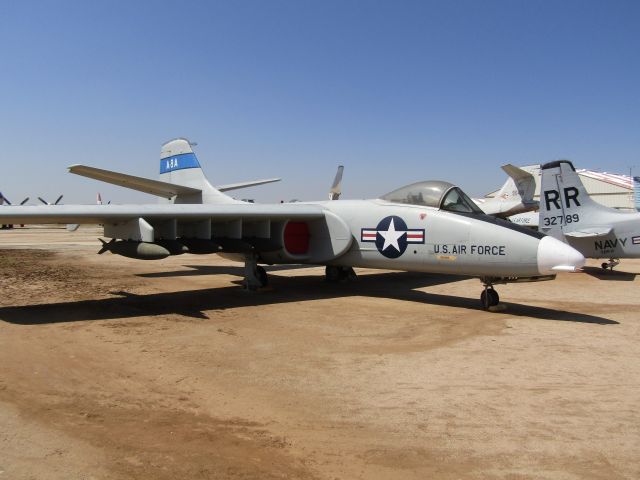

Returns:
1,0,639,204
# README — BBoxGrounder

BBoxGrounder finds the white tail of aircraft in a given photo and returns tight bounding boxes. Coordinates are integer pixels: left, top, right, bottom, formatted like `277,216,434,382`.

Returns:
158,138,239,204
329,165,344,200
474,164,537,217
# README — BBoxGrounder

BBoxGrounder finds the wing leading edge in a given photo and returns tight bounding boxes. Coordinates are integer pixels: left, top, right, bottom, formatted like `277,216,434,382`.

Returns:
0,203,325,224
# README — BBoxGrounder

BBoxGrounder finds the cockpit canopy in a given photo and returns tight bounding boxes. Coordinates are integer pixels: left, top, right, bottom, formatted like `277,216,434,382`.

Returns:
380,180,483,214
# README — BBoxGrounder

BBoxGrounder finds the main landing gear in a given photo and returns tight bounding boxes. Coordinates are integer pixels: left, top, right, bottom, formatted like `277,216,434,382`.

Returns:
325,265,357,282
601,258,620,270
243,254,268,290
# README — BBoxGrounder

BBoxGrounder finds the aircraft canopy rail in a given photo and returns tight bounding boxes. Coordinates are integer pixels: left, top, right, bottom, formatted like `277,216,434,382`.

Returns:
380,181,484,214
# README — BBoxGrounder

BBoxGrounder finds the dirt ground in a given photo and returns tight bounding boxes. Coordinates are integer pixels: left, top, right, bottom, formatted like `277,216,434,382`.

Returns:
0,227,638,480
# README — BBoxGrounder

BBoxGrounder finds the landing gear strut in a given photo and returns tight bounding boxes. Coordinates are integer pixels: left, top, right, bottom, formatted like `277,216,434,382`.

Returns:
480,283,500,309
243,254,268,290
325,266,357,282
601,258,620,270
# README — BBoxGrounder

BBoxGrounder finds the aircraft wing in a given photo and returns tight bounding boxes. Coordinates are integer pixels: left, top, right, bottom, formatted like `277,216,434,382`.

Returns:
564,227,613,238
69,165,201,199
0,203,353,264
0,203,324,225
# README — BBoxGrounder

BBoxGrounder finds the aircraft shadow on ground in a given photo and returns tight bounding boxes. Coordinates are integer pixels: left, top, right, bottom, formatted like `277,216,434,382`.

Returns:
0,271,617,326
582,267,638,281
137,264,316,278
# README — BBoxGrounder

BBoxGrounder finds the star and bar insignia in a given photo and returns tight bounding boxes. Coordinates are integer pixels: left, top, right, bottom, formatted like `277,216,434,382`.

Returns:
361,215,425,259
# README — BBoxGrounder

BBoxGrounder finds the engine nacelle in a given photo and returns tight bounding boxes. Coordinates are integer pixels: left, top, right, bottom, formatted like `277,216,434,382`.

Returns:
261,210,353,264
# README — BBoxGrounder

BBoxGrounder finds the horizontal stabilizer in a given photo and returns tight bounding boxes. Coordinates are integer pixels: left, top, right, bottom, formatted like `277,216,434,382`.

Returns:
69,165,201,199
216,178,281,192
564,227,613,238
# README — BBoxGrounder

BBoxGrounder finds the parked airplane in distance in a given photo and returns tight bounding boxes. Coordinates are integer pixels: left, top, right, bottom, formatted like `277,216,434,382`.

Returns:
473,164,538,218
0,192,29,229
37,195,64,205
0,138,585,308
540,160,640,270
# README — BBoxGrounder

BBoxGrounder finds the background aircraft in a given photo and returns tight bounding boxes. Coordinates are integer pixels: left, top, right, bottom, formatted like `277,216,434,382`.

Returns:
0,138,585,308
37,195,64,205
0,192,30,206
0,192,29,229
540,160,640,269
472,165,538,218
329,166,344,200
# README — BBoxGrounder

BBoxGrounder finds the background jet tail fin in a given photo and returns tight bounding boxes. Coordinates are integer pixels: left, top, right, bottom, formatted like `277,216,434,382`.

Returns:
159,138,239,204
498,164,536,205
329,165,344,200
477,164,538,217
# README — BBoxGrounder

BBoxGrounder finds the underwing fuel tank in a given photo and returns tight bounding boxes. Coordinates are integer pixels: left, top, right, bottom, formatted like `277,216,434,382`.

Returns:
98,239,170,260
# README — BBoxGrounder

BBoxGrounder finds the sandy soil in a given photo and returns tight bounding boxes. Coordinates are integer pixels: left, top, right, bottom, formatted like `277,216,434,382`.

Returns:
1,227,639,479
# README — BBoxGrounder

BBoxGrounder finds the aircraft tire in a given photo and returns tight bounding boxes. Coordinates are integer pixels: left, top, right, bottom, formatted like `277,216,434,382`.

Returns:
344,267,357,281
325,266,341,282
257,266,268,287
481,288,500,309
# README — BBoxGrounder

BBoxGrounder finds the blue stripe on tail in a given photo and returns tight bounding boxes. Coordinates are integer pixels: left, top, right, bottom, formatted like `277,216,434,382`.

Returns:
160,153,201,174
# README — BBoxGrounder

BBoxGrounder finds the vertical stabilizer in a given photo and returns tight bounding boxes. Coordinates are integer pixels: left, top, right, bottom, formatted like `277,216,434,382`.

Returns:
474,164,537,217
539,160,607,237
499,164,536,205
159,138,240,204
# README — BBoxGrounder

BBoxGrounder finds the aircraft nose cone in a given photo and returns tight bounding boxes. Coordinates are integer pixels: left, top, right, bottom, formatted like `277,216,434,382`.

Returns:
537,236,585,274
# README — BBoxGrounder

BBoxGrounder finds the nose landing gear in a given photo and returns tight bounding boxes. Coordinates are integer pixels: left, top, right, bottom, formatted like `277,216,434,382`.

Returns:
480,285,500,309
601,258,620,270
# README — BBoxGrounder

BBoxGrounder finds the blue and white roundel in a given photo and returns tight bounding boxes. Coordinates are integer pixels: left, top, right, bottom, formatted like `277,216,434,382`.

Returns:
361,216,425,259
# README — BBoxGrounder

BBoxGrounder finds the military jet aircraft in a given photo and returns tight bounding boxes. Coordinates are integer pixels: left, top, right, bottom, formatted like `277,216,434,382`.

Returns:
540,159,640,270
0,138,585,308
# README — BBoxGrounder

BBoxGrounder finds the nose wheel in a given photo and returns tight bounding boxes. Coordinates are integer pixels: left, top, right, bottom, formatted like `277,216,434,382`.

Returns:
601,258,620,270
480,286,500,309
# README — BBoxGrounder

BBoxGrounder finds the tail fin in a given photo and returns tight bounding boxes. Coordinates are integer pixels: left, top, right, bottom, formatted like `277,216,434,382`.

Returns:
159,138,239,204
329,165,344,200
498,164,536,205
539,160,608,237
476,164,537,217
